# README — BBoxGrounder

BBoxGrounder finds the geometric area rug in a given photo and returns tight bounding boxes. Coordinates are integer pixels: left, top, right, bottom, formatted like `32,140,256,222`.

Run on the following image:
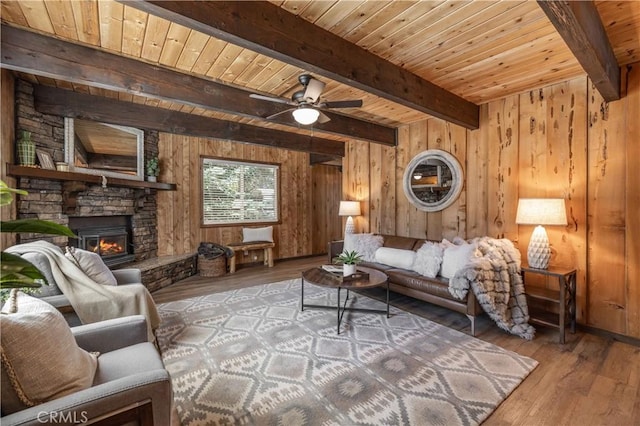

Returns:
157,279,538,425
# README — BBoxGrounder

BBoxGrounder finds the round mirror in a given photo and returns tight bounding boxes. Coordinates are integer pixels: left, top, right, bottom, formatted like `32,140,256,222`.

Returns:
402,149,463,212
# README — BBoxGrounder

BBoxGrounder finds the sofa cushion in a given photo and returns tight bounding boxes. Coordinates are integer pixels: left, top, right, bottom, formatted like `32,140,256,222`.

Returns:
440,242,477,279
374,247,416,270
93,342,164,385
65,247,117,286
358,261,395,272
386,269,458,301
381,235,419,250
412,241,445,278
344,233,383,262
0,292,98,415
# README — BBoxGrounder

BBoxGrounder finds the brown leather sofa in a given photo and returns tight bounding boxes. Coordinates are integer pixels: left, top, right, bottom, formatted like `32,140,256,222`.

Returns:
329,234,482,335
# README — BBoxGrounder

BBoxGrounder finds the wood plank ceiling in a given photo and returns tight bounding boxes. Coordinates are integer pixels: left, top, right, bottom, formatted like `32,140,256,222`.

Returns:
1,0,639,148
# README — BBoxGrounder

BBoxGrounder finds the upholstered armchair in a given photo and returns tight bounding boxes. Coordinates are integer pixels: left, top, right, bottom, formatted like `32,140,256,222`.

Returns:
44,268,143,326
1,315,172,426
6,242,145,326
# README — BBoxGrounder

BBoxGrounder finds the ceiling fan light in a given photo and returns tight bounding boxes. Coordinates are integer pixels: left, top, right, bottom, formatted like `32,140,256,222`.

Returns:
292,107,320,125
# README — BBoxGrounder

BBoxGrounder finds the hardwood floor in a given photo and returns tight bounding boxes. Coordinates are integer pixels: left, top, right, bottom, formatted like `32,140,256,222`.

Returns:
152,256,640,426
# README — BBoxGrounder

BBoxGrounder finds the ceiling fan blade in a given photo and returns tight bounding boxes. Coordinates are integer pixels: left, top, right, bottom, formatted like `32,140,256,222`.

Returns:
323,99,363,108
317,111,331,124
303,78,325,103
265,108,296,120
250,93,293,105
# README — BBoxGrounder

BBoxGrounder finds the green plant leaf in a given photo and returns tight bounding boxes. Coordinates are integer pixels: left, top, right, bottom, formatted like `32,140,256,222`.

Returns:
1,219,77,237
0,180,28,206
0,252,47,289
333,250,363,265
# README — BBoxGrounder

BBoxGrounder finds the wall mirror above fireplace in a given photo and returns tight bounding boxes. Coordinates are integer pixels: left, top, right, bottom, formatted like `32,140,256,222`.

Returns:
64,118,144,181
402,149,464,212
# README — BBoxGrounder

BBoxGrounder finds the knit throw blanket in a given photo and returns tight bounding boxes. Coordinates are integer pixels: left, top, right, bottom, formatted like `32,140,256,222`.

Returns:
449,237,535,340
6,241,160,341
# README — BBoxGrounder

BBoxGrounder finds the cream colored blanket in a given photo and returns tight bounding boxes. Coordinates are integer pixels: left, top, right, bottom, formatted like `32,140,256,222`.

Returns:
6,241,160,340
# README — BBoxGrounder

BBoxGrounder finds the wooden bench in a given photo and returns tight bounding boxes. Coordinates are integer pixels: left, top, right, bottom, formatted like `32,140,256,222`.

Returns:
227,241,275,273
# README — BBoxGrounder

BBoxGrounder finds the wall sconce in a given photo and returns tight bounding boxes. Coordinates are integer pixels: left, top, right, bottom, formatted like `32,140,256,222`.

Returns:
338,200,361,235
515,198,568,269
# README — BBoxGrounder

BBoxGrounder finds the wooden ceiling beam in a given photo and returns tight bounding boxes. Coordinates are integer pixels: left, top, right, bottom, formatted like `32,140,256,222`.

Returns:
0,25,394,146
34,85,345,157
537,0,620,101
123,0,480,130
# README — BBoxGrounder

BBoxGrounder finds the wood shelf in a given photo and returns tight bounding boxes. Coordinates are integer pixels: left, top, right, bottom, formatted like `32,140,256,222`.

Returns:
526,286,561,303
528,307,561,329
6,164,176,190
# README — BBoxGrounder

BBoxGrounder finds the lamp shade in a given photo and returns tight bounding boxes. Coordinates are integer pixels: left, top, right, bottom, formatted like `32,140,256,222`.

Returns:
516,198,567,269
338,201,361,217
515,198,567,225
292,107,320,125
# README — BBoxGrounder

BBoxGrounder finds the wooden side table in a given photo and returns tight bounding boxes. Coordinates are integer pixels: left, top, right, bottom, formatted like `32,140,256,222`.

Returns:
521,263,577,344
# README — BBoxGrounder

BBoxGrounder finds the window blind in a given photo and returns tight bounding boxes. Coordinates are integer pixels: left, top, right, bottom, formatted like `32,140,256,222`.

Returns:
202,158,279,225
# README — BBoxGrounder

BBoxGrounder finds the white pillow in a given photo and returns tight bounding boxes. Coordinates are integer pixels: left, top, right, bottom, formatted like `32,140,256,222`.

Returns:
343,233,383,262
65,247,117,286
242,226,273,243
375,247,416,269
412,241,445,278
0,292,98,414
440,243,477,279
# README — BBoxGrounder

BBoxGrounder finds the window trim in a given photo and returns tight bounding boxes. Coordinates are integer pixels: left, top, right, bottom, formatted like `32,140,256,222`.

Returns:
200,156,281,228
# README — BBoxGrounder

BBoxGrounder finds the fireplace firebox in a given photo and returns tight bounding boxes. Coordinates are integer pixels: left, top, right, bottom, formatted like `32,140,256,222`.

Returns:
68,216,135,266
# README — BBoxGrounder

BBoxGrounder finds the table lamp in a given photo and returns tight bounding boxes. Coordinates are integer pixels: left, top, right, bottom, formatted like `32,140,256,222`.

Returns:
339,201,361,235
515,198,567,269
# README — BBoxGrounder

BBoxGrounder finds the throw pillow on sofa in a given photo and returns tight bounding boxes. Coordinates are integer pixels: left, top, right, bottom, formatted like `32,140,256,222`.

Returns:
65,247,117,286
440,242,478,279
375,247,416,269
412,241,445,278
344,233,383,262
0,292,98,414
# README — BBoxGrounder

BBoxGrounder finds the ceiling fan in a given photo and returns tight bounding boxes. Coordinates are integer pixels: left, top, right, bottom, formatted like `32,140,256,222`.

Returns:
249,74,363,125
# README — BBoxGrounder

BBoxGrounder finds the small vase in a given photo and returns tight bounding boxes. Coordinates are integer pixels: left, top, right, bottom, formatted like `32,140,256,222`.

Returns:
343,264,357,277
17,130,35,166
147,176,157,182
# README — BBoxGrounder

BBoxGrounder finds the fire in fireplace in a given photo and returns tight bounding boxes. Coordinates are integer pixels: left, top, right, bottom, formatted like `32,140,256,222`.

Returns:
68,216,135,266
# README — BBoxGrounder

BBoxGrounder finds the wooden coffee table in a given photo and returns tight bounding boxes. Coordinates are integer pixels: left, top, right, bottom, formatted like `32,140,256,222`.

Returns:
301,266,389,334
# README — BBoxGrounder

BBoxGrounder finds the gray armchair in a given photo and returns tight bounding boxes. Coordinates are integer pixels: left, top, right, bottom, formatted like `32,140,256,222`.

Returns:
18,249,142,326
1,315,172,426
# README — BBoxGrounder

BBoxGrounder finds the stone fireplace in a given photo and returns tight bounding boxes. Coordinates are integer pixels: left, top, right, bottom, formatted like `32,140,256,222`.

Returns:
12,80,158,262
9,78,197,291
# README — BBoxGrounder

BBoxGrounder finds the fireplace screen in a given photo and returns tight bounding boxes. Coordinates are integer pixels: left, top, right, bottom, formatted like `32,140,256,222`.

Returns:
69,216,135,267
75,228,134,266
82,231,127,258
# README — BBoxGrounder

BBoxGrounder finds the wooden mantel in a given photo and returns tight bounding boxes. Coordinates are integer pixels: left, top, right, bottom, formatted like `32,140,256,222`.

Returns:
6,164,177,191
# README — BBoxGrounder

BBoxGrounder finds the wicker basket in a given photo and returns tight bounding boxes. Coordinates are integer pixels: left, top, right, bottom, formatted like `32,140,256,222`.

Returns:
198,254,226,277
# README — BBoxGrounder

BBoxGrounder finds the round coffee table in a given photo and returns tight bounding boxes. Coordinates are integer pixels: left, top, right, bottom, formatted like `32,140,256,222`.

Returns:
301,266,389,334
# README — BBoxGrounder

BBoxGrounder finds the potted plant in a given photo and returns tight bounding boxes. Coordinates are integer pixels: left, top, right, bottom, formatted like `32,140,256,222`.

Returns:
332,250,362,276
146,157,159,182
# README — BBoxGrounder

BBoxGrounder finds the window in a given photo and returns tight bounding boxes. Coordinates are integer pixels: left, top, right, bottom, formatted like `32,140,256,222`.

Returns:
202,158,279,225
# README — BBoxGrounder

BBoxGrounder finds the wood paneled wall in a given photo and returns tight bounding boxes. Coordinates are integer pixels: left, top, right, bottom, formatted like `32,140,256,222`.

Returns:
1,70,16,250
157,134,341,266
311,164,343,254
343,63,640,338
